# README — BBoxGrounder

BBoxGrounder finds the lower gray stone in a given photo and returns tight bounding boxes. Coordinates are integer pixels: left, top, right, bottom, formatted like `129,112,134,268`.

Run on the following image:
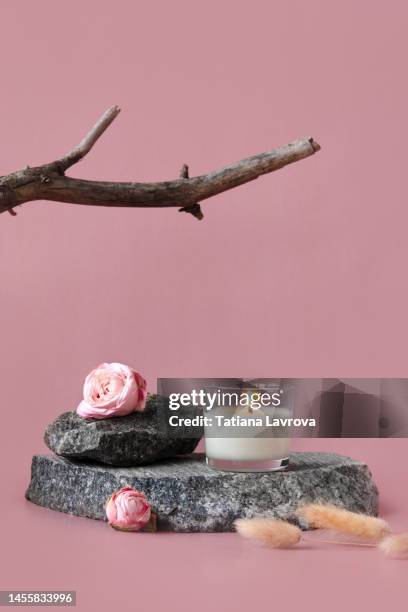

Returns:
26,452,378,532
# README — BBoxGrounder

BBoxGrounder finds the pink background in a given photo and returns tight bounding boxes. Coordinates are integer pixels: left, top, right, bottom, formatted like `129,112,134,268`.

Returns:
0,1,407,610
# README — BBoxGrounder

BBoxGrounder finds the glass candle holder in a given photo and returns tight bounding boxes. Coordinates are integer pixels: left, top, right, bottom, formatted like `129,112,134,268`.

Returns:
204,381,292,472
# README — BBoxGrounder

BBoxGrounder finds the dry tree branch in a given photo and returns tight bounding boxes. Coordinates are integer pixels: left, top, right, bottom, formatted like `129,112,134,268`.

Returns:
0,106,321,219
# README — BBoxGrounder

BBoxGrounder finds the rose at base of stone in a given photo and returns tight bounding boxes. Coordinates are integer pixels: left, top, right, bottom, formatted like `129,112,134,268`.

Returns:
105,486,155,532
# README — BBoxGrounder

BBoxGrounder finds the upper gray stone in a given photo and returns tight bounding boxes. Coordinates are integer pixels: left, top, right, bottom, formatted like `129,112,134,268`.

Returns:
44,395,202,466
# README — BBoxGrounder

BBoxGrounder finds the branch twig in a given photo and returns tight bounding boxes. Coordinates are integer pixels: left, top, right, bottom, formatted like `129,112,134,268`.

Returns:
0,106,321,219
58,105,121,171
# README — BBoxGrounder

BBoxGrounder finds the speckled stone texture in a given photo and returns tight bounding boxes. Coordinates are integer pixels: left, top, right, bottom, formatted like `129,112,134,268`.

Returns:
26,452,378,532
44,395,201,466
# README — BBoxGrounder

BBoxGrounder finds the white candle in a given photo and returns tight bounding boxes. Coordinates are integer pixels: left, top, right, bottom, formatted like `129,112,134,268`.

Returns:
204,398,291,472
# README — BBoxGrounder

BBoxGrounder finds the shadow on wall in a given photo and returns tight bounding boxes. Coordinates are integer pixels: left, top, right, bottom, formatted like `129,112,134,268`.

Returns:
295,379,408,437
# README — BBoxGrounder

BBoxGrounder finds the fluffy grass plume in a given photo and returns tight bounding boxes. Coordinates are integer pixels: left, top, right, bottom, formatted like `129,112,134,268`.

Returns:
235,518,302,548
298,503,389,541
378,533,408,558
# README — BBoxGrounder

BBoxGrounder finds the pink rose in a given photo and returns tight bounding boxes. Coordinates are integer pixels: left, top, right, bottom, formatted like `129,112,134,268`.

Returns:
106,486,151,531
76,362,147,420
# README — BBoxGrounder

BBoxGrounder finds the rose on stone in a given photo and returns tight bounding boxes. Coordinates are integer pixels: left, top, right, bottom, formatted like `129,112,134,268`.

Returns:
105,486,152,532
76,362,147,420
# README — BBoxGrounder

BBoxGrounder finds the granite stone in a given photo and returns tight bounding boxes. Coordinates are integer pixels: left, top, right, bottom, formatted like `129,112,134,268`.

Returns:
44,395,202,466
26,452,379,532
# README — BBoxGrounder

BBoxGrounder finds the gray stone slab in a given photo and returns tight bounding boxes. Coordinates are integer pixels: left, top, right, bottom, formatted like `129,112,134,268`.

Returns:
44,395,201,466
26,452,379,532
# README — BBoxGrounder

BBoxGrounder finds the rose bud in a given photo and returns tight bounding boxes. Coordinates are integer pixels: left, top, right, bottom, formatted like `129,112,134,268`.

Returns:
76,362,147,419
106,486,151,532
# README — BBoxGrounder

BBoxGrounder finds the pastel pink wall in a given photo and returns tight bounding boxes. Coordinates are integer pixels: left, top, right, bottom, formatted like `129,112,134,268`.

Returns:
1,2,408,467
1,3,408,610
